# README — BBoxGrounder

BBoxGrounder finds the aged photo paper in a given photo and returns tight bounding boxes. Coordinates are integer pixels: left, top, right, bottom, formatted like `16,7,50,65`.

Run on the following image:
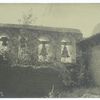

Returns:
0,3,100,98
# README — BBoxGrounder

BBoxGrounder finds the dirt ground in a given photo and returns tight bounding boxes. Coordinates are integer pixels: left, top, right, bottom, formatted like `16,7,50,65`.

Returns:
57,87,100,98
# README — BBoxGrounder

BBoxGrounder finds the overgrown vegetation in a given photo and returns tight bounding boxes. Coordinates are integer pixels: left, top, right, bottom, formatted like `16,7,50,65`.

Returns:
0,49,94,98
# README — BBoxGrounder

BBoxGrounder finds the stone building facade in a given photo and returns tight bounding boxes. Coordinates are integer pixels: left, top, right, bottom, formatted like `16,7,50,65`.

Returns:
0,24,83,66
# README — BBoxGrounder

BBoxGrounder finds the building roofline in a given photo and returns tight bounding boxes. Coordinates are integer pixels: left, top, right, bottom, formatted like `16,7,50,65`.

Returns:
0,23,81,33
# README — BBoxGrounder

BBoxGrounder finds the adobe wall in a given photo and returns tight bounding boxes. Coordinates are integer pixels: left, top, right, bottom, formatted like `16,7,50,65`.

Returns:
88,45,100,86
0,25,83,66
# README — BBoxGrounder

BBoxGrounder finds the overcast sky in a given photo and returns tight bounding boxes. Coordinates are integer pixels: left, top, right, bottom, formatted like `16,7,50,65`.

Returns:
0,4,100,37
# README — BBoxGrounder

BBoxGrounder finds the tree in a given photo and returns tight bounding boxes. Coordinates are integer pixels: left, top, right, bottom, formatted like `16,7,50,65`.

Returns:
18,8,38,25
17,8,38,65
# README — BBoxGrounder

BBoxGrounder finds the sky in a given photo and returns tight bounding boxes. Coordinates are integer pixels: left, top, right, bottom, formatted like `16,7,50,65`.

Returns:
0,4,100,37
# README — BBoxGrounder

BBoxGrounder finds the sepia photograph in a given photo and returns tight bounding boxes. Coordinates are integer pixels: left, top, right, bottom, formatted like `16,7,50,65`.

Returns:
0,3,100,98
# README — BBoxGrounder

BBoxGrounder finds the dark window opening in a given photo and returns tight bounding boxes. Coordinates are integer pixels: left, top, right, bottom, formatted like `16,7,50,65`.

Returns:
0,37,9,46
61,44,70,58
40,42,48,58
61,40,72,63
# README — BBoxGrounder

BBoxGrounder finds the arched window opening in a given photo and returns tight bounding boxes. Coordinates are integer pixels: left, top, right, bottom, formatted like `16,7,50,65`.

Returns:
61,39,72,63
0,36,9,46
61,43,70,58
0,36,9,60
38,37,50,62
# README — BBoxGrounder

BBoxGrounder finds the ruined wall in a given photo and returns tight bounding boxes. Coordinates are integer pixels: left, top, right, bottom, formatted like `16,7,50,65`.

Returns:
0,25,83,66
